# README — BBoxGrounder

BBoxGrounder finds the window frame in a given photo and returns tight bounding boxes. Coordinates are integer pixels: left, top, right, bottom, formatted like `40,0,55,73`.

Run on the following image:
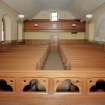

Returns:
50,11,58,21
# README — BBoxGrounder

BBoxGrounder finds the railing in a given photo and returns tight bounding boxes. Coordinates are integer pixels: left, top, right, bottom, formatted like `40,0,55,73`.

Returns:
0,71,105,95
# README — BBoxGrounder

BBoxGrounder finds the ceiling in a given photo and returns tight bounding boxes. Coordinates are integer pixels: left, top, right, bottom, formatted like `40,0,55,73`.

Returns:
2,0,105,19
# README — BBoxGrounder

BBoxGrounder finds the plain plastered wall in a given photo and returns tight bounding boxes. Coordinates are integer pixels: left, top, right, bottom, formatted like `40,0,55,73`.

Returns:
91,3,105,42
18,22,24,41
24,32,85,40
0,0,18,41
86,22,95,42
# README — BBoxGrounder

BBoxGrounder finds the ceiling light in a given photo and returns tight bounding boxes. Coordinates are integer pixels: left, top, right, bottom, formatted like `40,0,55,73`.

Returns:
86,14,93,19
34,24,38,27
72,24,77,27
18,14,24,19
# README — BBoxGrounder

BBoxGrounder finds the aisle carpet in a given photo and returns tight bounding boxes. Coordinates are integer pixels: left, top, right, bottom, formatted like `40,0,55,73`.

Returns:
43,50,64,70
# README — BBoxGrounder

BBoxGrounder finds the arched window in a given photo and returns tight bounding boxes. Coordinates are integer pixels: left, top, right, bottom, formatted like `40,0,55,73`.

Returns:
1,18,5,42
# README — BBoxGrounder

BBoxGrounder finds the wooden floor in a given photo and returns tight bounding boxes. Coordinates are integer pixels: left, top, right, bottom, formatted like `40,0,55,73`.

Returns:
0,40,105,105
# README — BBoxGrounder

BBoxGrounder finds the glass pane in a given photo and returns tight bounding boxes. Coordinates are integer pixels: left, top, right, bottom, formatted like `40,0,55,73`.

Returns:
51,12,58,21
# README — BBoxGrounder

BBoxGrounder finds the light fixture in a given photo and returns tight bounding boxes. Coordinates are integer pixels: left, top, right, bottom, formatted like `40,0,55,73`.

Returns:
72,24,77,27
34,24,38,27
18,14,24,19
86,14,93,19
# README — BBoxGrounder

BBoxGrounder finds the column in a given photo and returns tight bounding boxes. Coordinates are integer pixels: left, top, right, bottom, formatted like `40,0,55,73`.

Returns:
17,20,24,42
86,21,95,42
0,16,2,42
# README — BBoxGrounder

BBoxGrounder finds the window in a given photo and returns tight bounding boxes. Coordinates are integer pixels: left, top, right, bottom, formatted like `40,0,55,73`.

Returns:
1,18,5,41
51,12,58,21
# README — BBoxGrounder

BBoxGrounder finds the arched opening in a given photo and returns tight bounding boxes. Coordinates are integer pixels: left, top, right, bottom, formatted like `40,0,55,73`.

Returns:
0,79,13,92
90,80,105,92
23,79,46,92
3,15,12,42
56,79,80,92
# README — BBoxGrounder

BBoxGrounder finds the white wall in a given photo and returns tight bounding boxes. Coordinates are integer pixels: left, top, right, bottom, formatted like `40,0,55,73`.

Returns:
4,15,11,41
25,32,85,40
91,3,105,42
86,22,95,42
33,10,76,19
17,21,24,41
0,0,18,42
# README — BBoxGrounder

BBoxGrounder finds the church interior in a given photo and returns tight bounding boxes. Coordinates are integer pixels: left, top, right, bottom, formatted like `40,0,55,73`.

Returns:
0,0,105,105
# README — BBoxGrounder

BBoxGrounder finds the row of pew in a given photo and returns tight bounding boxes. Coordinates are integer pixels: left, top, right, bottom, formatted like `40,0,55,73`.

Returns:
0,42,49,71
0,40,105,105
59,40,105,70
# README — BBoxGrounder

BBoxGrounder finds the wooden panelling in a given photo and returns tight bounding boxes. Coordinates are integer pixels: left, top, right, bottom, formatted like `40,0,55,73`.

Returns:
0,71,105,105
24,19,86,32
0,71,105,94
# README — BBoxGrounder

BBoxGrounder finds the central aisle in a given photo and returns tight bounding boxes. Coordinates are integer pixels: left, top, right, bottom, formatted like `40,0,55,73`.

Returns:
43,50,64,70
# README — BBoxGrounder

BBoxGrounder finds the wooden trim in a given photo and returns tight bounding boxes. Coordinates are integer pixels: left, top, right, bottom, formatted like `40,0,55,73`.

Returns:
0,71,105,78
24,19,86,32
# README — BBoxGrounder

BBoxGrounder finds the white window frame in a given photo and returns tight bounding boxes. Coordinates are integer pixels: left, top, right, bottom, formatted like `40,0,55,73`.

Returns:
50,11,58,21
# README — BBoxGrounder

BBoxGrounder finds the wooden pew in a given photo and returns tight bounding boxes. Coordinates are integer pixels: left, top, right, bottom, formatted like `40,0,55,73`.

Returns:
0,44,49,71
0,70,105,105
59,41,105,70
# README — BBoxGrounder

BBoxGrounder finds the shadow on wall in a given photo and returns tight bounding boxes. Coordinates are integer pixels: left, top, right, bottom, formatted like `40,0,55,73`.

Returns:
56,79,79,92
23,79,46,92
